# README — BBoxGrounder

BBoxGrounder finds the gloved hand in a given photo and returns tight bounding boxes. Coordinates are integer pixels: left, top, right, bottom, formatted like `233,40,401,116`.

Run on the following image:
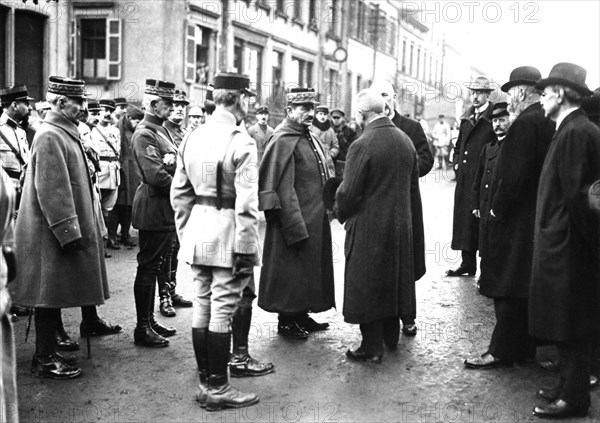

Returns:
63,238,86,252
232,253,255,277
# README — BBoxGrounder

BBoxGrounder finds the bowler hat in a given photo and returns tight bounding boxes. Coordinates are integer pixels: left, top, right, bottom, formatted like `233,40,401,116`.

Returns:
114,97,128,106
213,73,256,97
501,66,542,92
286,88,318,105
535,62,593,96
322,177,343,212
465,76,494,92
144,79,176,100
0,85,35,104
48,76,88,99
256,106,269,114
331,109,345,118
491,102,509,119
582,87,600,118
99,99,116,111
173,90,190,105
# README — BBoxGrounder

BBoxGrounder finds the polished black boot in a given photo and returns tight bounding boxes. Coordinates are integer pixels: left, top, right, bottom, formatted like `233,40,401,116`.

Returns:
80,306,122,337
169,279,192,308
150,283,177,337
55,313,80,351
206,331,259,411
230,306,274,377
158,280,176,317
192,327,209,408
133,281,169,347
105,210,120,250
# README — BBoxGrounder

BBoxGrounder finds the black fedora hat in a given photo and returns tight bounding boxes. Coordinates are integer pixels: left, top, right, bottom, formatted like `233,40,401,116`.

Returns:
501,66,542,92
535,62,593,96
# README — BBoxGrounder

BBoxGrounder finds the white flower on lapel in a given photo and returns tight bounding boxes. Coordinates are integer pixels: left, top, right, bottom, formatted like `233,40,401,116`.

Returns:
163,153,176,166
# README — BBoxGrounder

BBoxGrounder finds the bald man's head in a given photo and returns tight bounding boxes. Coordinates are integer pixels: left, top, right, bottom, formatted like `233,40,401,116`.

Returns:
370,80,396,116
355,89,386,128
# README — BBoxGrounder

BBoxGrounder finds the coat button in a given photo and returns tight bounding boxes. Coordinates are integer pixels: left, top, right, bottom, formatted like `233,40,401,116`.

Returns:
485,184,489,188
465,151,468,155
463,160,467,163
64,229,68,233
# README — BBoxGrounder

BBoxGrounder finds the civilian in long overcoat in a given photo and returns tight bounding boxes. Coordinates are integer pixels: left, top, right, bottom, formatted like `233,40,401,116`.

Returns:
258,118,335,318
450,102,496,269
116,108,143,207
12,110,109,308
529,108,600,342
484,102,554,297
336,116,417,326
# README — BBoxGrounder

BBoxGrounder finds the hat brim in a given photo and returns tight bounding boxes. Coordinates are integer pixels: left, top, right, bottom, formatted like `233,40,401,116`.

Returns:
464,85,494,92
491,112,510,119
535,78,593,96
174,101,190,106
241,88,257,97
501,80,537,92
15,95,35,101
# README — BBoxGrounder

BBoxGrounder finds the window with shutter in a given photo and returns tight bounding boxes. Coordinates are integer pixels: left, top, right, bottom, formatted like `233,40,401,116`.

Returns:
106,19,121,80
184,23,196,83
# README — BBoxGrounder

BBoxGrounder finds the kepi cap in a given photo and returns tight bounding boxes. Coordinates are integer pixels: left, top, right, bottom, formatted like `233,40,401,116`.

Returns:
144,79,176,100
316,105,330,113
173,90,190,105
331,109,345,118
87,101,101,111
1,85,35,103
286,88,318,105
256,106,269,114
99,99,116,110
213,73,256,97
48,76,88,99
114,97,128,106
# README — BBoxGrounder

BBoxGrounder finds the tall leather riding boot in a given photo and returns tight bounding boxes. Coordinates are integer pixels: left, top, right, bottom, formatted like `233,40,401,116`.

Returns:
133,278,169,347
230,306,274,377
192,327,209,407
168,242,192,308
206,331,259,411
105,209,120,249
157,277,175,317
149,282,177,337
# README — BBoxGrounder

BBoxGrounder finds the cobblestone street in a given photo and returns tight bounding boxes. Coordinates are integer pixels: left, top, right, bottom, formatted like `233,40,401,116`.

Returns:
12,168,599,423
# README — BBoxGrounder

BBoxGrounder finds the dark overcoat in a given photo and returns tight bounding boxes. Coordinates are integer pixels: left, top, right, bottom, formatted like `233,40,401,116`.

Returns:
336,117,417,324
391,111,430,281
451,103,496,251
131,113,177,232
258,118,335,314
529,109,600,341
12,111,109,308
471,139,503,267
481,103,554,297
116,115,142,206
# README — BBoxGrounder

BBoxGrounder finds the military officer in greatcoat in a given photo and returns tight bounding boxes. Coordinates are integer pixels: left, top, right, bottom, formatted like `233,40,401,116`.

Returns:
172,73,272,411
12,76,115,379
130,79,179,347
447,77,496,277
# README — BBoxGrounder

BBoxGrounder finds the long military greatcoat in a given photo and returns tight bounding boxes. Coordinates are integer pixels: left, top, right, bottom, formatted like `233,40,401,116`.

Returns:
529,109,600,341
116,115,142,206
12,111,109,308
131,113,177,232
451,103,496,251
258,118,335,314
336,117,417,324
481,103,554,298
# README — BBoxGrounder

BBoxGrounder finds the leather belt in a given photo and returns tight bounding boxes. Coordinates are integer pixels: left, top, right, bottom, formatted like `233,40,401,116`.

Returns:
99,156,119,162
195,195,235,210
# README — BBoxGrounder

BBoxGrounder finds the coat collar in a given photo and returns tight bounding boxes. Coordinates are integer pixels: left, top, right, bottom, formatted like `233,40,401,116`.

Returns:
211,109,237,126
141,112,166,128
555,108,586,135
43,110,81,142
364,115,394,132
460,102,495,123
